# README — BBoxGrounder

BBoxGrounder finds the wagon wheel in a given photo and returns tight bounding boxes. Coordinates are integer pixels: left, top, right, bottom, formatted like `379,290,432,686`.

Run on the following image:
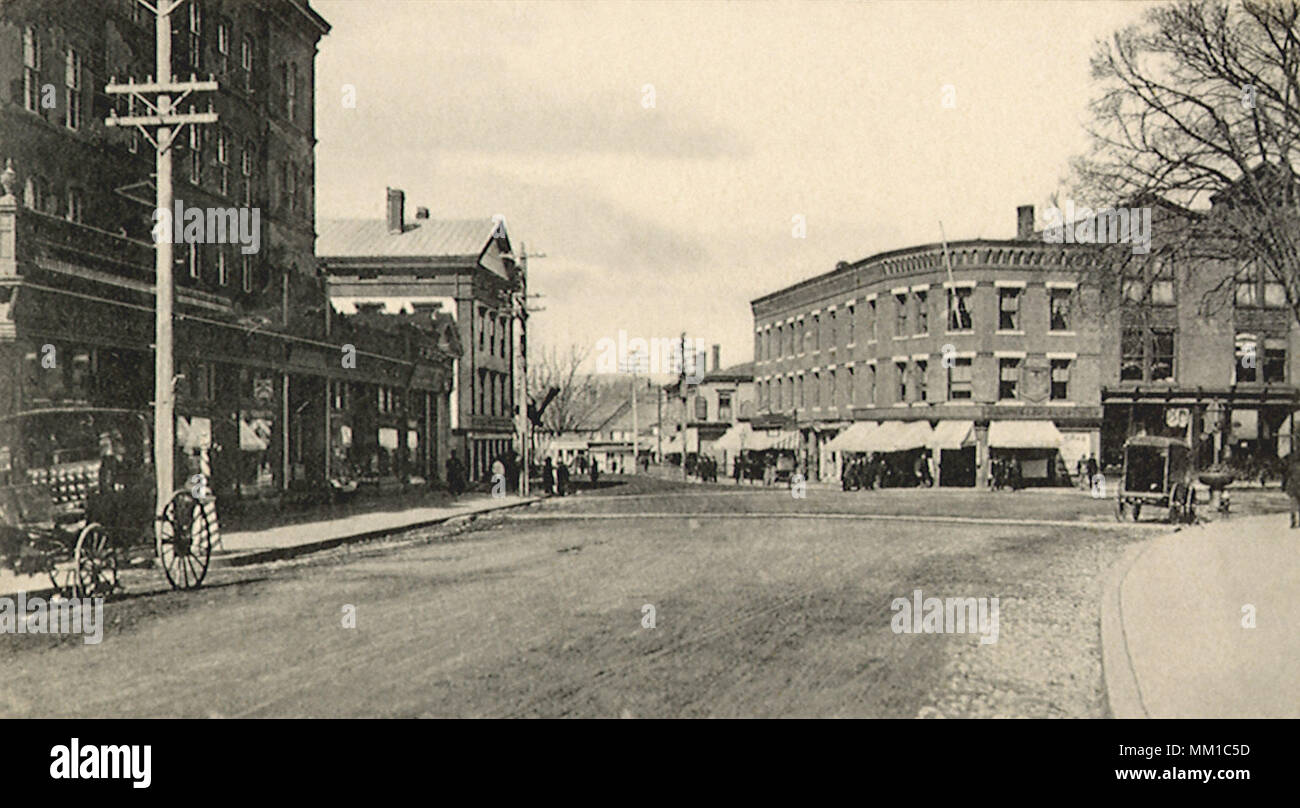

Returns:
74,523,119,598
156,491,212,591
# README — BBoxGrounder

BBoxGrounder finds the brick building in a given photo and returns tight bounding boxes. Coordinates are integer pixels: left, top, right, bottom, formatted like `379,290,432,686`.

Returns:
0,1,460,507
752,201,1300,486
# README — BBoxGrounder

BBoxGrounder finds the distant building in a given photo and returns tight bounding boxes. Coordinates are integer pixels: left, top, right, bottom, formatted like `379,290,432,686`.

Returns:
318,189,522,481
753,198,1300,486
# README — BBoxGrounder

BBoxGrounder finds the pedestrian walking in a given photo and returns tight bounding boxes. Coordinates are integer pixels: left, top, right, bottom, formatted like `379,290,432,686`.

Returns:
542,456,555,495
556,461,570,496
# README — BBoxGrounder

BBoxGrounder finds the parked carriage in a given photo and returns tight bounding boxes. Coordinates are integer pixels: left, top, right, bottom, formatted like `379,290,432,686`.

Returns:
0,407,214,597
1113,435,1196,524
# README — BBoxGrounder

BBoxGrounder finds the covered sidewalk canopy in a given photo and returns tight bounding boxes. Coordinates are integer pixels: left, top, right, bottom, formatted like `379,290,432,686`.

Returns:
823,421,879,452
929,420,976,450
747,429,800,451
865,420,933,453
713,422,756,452
988,420,1064,449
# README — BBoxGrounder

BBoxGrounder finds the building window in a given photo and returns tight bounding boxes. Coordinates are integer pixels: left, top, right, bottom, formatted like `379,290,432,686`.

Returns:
1128,259,1175,305
1049,288,1072,331
217,250,228,286
811,371,820,407
242,139,254,206
1235,334,1258,383
241,35,254,91
895,293,908,337
189,125,202,185
947,287,973,331
846,367,855,406
867,365,876,406
915,290,928,334
813,314,820,351
718,392,732,421
896,361,908,402
998,287,1020,331
948,357,972,400
1121,328,1144,381
775,378,782,411
694,395,707,421
217,19,230,75
828,369,837,406
332,381,350,411
188,243,201,280
64,48,81,130
242,255,253,292
829,309,837,347
64,187,83,223
217,128,230,196
797,374,804,408
1050,359,1070,400
1238,260,1286,308
285,62,297,123
998,358,1020,400
847,305,855,344
1265,337,1286,383
23,26,41,113
915,359,927,402
1151,328,1175,381
868,299,877,341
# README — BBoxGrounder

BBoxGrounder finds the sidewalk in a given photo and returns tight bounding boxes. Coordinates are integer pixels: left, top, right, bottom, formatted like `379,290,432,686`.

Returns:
1102,512,1300,718
0,493,538,596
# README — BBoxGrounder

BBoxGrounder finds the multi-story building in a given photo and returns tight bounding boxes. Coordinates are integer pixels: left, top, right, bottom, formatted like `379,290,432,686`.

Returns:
753,200,1300,486
318,188,522,482
0,1,460,507
752,206,1102,487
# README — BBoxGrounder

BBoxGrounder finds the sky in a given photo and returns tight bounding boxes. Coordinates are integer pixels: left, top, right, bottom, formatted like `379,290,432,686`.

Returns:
312,0,1157,373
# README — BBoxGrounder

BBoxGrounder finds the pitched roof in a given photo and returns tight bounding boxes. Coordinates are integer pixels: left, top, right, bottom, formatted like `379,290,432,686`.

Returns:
317,217,498,258
703,361,755,383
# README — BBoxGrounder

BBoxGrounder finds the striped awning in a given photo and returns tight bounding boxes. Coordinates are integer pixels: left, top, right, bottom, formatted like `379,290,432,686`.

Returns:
930,420,976,450
824,422,880,452
713,422,755,451
749,429,799,451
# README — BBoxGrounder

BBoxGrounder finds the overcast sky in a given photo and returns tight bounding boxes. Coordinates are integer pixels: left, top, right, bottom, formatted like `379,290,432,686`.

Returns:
313,0,1155,372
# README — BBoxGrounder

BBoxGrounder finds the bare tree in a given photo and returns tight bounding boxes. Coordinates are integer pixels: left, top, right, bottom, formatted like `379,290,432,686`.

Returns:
1071,0,1300,320
527,344,602,437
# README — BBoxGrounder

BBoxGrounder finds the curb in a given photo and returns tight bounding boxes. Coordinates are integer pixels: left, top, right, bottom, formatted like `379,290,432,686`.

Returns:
1100,536,1156,719
210,497,541,568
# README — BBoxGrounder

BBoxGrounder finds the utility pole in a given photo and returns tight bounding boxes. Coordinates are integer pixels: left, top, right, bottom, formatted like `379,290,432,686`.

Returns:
106,0,218,525
512,244,545,496
679,331,688,480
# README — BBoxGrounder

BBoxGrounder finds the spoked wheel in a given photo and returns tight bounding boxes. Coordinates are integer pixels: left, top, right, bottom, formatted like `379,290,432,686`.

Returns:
157,491,212,591
74,523,120,598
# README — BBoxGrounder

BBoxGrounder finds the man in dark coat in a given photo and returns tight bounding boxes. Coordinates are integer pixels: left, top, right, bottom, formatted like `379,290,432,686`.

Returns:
1286,454,1300,528
542,457,555,495
556,461,569,496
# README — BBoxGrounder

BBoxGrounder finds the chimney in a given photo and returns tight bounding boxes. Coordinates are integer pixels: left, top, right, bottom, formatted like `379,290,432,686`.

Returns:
415,206,429,220
712,344,721,372
386,188,405,234
1016,205,1034,241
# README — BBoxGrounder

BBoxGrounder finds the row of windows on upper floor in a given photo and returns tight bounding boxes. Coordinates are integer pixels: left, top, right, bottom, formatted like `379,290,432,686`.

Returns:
755,284,1077,362
756,354,1077,412
755,266,1289,364
21,4,311,129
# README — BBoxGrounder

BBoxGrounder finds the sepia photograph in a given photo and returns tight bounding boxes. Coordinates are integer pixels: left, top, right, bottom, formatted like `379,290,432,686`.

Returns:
0,0,1294,788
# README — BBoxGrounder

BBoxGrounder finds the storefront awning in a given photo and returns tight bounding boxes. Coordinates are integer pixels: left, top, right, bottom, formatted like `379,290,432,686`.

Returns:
748,429,799,451
824,422,879,452
988,420,1064,449
930,420,975,450
861,420,933,453
713,423,755,451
